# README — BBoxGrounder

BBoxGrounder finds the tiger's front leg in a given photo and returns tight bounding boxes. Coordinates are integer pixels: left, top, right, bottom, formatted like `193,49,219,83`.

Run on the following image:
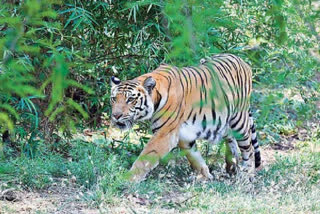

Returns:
178,140,213,180
128,131,179,182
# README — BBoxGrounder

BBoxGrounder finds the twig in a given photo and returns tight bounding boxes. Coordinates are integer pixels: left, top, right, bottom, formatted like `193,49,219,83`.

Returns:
174,193,199,206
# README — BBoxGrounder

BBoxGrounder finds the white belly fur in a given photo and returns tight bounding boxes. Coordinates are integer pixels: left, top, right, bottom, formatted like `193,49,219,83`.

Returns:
178,122,201,142
178,122,228,143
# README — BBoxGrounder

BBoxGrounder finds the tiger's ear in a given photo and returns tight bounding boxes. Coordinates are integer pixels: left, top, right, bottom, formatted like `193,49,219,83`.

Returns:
143,77,156,94
110,76,121,87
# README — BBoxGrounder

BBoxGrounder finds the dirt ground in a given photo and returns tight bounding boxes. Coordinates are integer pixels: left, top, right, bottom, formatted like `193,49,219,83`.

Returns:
0,184,99,214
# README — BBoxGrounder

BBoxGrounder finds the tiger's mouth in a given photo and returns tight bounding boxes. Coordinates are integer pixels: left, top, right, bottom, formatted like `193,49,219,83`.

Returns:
112,120,133,130
116,122,126,129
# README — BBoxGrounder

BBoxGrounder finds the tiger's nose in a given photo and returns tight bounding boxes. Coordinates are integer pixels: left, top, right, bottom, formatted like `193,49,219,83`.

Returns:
112,112,123,120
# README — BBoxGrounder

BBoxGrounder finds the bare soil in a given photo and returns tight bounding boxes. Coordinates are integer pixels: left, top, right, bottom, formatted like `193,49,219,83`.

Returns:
0,185,99,214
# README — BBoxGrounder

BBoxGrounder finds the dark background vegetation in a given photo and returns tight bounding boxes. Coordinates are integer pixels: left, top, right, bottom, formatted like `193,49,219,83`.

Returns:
0,0,319,212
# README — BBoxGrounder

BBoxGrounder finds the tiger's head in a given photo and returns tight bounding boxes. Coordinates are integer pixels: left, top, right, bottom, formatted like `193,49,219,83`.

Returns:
110,76,156,130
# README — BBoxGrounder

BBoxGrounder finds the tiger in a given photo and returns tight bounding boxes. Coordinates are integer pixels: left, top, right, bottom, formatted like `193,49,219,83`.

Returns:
110,54,261,182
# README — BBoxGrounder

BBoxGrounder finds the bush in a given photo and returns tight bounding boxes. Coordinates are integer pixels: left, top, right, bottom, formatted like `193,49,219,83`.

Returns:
0,0,319,155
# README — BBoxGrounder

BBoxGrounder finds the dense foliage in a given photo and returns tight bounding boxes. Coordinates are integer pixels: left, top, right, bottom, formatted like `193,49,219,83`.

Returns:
0,0,319,176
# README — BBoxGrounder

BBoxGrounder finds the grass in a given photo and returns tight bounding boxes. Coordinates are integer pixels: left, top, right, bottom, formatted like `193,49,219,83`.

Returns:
0,128,319,213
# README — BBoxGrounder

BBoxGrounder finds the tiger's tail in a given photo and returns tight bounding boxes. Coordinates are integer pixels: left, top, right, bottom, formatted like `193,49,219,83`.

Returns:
249,111,262,168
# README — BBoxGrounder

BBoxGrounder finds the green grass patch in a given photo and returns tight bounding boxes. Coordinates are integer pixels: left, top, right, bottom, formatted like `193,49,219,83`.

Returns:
1,135,319,213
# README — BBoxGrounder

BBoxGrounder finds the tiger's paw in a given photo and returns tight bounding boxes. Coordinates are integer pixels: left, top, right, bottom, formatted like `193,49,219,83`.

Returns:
195,167,214,182
226,162,238,175
129,175,145,183
240,160,255,171
124,169,146,183
195,173,213,183
238,160,255,181
200,166,214,180
255,162,263,172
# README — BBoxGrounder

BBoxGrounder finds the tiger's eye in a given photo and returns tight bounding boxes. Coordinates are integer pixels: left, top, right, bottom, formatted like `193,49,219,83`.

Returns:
127,97,135,103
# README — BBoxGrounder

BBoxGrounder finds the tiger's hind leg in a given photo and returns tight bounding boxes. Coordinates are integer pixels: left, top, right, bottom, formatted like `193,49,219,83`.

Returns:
229,112,255,175
237,134,255,175
224,136,240,175
178,140,213,180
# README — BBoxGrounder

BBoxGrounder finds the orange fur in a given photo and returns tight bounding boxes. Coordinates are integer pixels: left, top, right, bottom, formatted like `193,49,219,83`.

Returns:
110,54,261,182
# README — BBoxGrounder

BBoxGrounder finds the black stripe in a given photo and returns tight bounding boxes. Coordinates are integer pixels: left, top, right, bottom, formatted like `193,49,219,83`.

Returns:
151,76,172,122
189,141,196,148
239,144,251,150
176,68,186,94
216,117,221,130
192,114,197,124
153,89,162,112
205,130,211,140
152,104,179,132
231,112,242,129
153,90,185,133
240,134,250,141
186,68,198,88
235,113,248,133
152,104,171,124
187,109,194,120
255,151,261,168
163,66,178,78
212,117,222,140
197,66,209,85
251,126,256,133
202,115,207,131
166,100,184,128
203,86,208,105
211,100,216,122
138,97,144,110
180,69,189,93
182,68,193,94
231,112,238,121
144,95,148,108
189,66,205,87
135,106,143,111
